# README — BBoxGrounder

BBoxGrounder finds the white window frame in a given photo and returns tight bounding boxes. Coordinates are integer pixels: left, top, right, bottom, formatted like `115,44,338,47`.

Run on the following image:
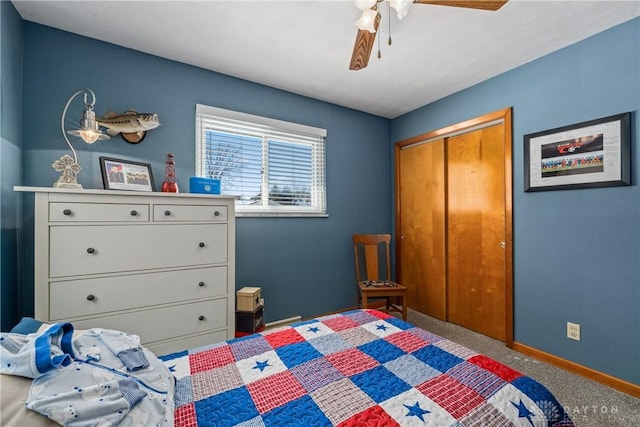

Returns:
196,104,327,217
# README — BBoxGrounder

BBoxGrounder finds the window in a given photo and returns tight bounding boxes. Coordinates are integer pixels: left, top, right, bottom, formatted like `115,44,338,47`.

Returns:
196,104,327,217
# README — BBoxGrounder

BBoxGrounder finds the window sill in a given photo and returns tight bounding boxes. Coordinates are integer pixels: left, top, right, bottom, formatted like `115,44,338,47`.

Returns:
236,211,328,218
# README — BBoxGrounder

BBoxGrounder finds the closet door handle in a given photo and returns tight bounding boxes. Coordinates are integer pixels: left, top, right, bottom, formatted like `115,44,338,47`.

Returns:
86,247,96,254
63,209,72,216
86,294,96,301
499,241,506,249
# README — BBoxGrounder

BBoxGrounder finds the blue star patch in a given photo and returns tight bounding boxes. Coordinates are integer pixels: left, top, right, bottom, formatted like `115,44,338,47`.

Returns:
167,365,177,372
511,399,534,425
376,324,389,331
404,401,430,422
253,360,271,372
308,326,320,333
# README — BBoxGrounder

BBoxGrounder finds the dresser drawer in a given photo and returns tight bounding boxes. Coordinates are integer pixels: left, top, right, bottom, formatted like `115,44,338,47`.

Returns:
49,266,228,320
71,299,228,345
153,204,228,221
50,224,228,277
49,202,150,222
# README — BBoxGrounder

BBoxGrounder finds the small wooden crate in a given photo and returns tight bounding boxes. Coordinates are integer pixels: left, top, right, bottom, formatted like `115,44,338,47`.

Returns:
237,287,262,312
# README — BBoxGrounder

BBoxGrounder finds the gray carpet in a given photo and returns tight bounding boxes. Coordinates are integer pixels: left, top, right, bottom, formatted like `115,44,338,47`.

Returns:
404,308,640,427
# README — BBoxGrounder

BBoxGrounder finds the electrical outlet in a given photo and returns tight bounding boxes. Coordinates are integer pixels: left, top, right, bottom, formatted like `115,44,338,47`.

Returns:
567,322,580,341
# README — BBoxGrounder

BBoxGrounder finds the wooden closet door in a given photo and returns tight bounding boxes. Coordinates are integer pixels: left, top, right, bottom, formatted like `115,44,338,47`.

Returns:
447,124,506,340
398,139,446,320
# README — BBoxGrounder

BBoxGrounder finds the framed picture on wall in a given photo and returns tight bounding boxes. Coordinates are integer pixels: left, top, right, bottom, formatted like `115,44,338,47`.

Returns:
100,156,155,191
524,112,631,192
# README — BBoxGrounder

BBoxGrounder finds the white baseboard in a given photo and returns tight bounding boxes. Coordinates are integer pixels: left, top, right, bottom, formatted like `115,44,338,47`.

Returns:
265,315,302,329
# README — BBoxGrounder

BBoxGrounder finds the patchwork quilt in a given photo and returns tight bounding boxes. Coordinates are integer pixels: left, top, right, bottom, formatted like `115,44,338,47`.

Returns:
161,309,573,426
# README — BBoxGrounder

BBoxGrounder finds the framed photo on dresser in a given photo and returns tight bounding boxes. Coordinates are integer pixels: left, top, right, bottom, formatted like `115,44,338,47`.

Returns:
100,156,155,191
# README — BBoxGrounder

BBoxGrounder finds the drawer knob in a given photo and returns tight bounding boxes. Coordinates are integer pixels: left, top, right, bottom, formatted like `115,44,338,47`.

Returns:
164,210,171,216
198,242,205,248
130,210,138,216
86,294,96,301
198,315,205,321
63,209,72,216
214,210,220,217
198,281,205,287
86,247,96,254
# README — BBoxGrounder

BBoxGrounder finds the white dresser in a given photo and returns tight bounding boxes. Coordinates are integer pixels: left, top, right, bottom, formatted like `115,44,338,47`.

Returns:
15,187,235,355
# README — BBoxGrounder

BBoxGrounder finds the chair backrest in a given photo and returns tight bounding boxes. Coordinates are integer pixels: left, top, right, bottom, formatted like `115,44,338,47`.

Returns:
352,234,392,282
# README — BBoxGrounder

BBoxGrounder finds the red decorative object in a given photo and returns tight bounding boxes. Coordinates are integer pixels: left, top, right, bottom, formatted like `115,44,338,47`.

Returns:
161,153,178,193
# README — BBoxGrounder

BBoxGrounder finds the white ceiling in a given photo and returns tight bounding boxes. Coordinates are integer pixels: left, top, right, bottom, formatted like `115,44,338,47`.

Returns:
12,0,640,118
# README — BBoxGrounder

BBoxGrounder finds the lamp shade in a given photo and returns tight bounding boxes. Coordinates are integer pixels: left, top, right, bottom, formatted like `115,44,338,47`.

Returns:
389,0,413,20
353,0,377,12
354,9,379,32
67,107,109,144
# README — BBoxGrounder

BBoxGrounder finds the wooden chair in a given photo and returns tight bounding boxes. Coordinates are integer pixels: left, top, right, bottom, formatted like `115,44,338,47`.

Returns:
352,234,407,320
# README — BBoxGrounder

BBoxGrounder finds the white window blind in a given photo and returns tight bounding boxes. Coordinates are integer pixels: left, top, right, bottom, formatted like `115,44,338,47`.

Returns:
196,104,327,217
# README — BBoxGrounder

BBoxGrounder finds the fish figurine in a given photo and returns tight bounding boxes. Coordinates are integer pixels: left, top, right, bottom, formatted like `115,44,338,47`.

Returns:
96,109,161,138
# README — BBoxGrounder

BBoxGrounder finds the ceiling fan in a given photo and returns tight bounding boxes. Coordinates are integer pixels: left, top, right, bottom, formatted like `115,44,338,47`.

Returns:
349,0,508,70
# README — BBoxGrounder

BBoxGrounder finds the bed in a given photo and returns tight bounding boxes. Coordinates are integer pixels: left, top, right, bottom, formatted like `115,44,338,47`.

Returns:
2,309,573,426
161,309,573,426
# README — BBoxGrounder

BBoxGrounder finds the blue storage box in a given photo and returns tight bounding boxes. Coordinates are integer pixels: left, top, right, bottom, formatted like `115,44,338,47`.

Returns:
189,177,221,194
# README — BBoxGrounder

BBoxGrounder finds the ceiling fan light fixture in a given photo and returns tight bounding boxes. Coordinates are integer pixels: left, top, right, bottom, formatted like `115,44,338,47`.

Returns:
354,9,379,32
349,0,510,71
389,0,413,20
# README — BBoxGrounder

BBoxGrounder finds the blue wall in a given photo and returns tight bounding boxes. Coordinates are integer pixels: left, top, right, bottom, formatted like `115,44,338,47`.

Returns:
1,1,24,331
16,22,391,324
391,18,640,385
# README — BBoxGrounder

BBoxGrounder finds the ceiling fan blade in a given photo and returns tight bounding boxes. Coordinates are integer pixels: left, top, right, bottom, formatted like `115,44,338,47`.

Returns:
349,13,381,71
414,0,508,11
